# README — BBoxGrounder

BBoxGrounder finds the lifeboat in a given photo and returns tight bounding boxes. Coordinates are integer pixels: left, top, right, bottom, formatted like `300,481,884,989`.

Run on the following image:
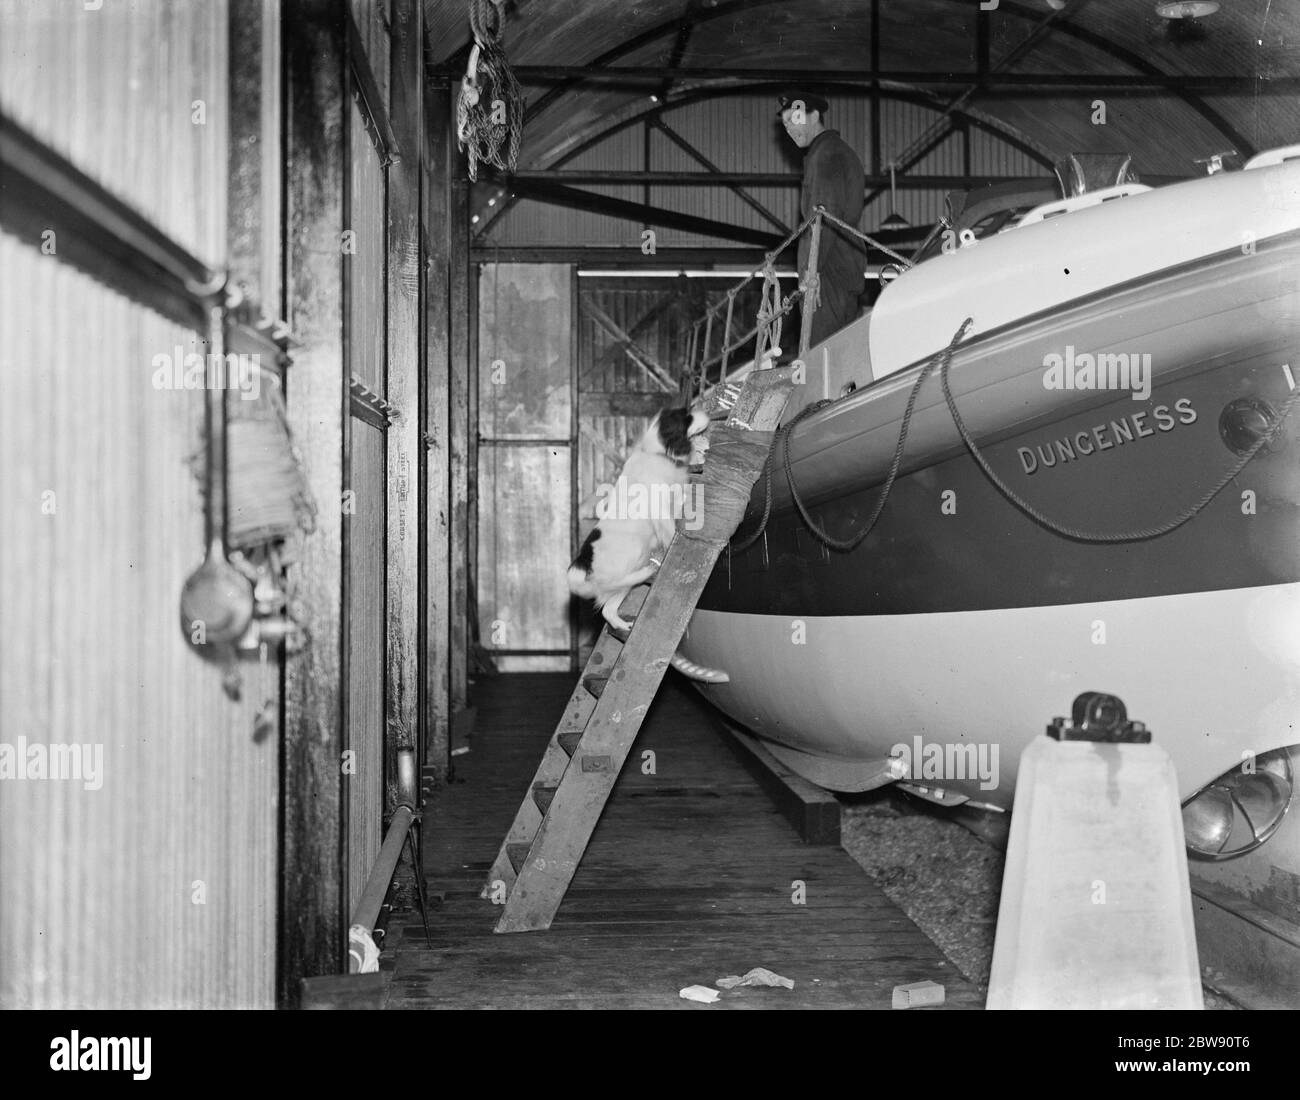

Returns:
680,146,1300,856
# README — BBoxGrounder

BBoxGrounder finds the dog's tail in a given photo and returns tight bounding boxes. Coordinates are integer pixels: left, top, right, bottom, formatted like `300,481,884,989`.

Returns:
567,564,597,599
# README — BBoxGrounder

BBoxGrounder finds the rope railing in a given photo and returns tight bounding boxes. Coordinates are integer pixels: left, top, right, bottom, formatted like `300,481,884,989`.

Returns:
816,208,915,268
682,205,916,396
683,208,821,379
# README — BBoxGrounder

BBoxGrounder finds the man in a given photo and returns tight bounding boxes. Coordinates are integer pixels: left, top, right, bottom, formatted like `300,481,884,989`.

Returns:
779,90,867,347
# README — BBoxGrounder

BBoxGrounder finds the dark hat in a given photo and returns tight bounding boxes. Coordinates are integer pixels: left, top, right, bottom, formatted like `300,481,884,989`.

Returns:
777,89,829,116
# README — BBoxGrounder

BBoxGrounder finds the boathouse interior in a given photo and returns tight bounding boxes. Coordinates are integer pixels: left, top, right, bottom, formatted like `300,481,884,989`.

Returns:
1,0,1298,1013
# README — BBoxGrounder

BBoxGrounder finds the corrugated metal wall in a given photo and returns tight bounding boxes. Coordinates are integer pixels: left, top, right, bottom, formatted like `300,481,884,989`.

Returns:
0,0,277,1009
0,246,278,1009
482,94,1047,249
0,0,228,265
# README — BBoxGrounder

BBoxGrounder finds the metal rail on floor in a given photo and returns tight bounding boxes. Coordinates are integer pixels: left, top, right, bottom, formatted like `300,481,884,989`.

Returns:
348,748,431,972
352,806,416,935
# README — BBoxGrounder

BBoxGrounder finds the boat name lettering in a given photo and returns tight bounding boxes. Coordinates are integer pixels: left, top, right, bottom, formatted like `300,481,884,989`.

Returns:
1018,398,1197,476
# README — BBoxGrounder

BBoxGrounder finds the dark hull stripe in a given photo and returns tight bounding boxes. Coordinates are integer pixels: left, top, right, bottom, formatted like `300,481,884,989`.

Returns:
700,355,1300,616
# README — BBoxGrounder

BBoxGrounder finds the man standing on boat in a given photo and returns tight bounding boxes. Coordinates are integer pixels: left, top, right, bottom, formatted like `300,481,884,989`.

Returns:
779,90,867,347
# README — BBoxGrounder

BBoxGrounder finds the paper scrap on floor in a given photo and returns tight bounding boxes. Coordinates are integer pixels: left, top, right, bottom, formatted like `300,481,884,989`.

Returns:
716,967,794,990
679,985,721,1004
892,980,945,1009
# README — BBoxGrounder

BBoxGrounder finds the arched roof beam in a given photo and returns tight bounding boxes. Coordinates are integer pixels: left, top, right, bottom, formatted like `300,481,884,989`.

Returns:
429,0,1251,159
474,82,1052,240
986,0,1255,158
466,0,1253,239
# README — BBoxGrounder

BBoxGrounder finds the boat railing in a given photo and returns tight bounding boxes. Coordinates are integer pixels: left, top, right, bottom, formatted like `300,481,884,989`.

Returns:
686,207,915,400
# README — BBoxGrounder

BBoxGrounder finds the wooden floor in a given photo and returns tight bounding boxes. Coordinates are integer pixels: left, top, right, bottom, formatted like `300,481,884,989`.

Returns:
384,672,983,1009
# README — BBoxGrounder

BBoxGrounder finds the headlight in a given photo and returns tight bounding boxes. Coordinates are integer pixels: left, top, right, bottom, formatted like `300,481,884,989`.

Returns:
1182,748,1294,859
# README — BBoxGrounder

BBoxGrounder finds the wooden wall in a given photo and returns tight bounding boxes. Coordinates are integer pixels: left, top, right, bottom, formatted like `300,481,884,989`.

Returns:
476,264,573,671
424,75,475,773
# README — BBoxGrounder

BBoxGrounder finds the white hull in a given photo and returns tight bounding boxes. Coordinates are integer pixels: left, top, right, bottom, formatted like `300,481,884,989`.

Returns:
679,582,1300,808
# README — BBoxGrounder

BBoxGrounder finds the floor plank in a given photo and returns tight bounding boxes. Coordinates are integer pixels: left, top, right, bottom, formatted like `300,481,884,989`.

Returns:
384,672,983,1010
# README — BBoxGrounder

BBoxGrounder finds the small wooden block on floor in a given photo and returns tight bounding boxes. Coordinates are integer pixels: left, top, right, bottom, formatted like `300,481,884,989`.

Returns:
451,705,477,756
300,972,386,1010
720,719,840,845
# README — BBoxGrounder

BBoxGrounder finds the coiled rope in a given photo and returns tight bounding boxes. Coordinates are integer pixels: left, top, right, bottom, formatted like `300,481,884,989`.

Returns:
732,318,970,553
734,315,1300,551
456,0,523,181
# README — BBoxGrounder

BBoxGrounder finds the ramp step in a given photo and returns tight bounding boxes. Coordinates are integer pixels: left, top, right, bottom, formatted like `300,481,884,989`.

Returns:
532,783,557,814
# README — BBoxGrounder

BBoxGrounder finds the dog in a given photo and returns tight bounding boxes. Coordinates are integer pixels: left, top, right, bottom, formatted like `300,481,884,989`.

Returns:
568,403,710,632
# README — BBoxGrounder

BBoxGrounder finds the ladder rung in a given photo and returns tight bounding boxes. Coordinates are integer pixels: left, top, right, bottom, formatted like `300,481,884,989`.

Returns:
532,783,557,814
506,843,531,873
582,673,610,698
556,731,582,757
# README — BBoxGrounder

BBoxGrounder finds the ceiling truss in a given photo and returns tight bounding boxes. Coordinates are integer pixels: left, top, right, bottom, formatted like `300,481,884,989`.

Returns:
439,0,1273,247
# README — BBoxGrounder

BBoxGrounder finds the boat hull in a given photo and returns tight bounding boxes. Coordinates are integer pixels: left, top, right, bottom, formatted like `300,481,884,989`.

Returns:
683,229,1300,809
682,581,1300,807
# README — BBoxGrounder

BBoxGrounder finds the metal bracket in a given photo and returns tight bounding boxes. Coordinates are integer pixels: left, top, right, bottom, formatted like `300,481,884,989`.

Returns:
349,374,398,429
1047,692,1150,743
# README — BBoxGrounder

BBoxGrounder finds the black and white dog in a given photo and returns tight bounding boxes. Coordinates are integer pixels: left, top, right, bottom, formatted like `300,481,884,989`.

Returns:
568,404,710,632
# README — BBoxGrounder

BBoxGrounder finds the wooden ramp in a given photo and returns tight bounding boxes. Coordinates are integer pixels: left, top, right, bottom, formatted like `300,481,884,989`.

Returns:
384,674,984,1009
482,368,795,933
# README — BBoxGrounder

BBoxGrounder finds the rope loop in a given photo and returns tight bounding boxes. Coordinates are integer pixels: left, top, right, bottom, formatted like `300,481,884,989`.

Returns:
801,268,821,316
457,0,522,180
469,0,505,44
755,260,784,364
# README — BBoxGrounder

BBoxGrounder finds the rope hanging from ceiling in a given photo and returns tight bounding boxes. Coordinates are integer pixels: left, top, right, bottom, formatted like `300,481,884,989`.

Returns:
456,0,523,181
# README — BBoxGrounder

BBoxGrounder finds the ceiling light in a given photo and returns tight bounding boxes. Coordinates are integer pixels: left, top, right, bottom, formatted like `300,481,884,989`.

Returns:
880,165,909,230
1156,2,1219,18
471,215,480,224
